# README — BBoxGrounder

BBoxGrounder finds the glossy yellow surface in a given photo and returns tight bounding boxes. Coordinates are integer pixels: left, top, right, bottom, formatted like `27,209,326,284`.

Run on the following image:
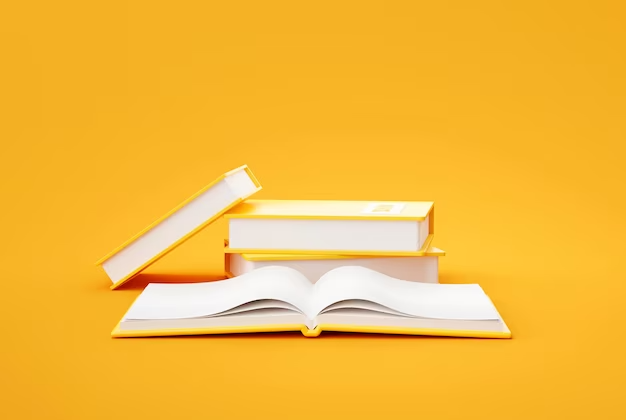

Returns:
225,199,434,220
237,246,446,261
112,322,511,339
223,238,446,260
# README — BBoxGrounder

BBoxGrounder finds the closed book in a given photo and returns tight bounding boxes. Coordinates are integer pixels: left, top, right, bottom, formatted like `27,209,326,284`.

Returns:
96,165,262,289
224,240,445,283
224,200,435,256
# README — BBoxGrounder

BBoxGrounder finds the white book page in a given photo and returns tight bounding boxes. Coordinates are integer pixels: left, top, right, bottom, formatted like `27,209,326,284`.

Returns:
319,300,410,316
311,266,502,320
211,300,303,317
124,266,313,320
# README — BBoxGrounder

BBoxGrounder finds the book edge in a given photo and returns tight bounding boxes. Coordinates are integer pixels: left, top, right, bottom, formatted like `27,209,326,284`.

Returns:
223,200,434,221
223,234,436,257
111,322,306,338
96,164,257,266
111,322,511,339
107,192,261,290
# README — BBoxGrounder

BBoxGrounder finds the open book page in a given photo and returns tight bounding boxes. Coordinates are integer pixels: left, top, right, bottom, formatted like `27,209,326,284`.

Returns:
311,266,502,320
123,266,313,320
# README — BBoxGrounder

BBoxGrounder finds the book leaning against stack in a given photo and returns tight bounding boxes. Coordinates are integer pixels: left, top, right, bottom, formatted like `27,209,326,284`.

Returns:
97,164,511,339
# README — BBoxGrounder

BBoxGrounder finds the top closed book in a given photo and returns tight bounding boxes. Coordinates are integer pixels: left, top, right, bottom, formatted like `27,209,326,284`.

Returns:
97,165,262,290
224,200,435,256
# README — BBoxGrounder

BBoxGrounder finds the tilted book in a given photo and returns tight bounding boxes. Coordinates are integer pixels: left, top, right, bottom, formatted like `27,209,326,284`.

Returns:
223,200,435,256
96,165,262,290
224,240,446,283
112,266,511,339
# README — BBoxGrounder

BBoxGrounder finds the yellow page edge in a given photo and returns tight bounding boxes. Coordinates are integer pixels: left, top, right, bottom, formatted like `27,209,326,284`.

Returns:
112,322,511,339
240,247,446,261
222,239,445,261
111,322,305,338
223,213,432,221
309,323,511,339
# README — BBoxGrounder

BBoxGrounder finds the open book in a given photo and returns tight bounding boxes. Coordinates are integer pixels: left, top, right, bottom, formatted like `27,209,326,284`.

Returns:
113,266,511,339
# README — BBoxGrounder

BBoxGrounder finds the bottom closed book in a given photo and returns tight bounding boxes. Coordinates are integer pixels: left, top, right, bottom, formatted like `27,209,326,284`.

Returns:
225,242,445,283
112,266,511,339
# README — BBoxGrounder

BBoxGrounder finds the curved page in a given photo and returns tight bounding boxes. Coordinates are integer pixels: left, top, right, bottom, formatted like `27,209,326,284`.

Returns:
123,266,312,320
208,300,303,317
319,299,411,317
312,266,501,320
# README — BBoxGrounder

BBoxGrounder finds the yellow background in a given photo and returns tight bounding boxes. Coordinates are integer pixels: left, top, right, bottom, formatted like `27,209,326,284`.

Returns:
1,1,625,419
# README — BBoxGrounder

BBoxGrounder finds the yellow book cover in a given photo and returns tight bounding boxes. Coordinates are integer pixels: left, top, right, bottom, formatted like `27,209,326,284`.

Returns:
112,266,511,339
96,165,262,290
224,200,436,256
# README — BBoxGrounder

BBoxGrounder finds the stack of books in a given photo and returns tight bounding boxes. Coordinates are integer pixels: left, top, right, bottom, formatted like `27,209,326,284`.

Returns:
223,199,444,284
98,165,511,339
